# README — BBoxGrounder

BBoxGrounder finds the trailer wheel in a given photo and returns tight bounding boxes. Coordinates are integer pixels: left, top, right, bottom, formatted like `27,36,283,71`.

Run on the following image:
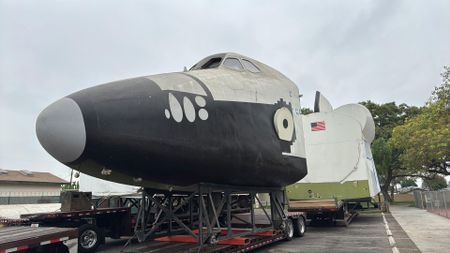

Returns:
284,218,294,241
78,224,102,253
293,217,306,237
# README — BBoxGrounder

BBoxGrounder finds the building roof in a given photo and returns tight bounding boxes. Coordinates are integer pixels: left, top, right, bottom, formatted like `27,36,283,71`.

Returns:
0,169,68,184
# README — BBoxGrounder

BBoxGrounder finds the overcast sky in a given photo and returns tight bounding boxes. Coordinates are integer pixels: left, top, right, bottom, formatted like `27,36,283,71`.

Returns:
1,0,449,193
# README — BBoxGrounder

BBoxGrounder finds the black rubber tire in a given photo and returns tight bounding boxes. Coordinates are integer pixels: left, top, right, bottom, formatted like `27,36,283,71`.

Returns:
284,218,294,241
293,217,306,237
78,224,102,253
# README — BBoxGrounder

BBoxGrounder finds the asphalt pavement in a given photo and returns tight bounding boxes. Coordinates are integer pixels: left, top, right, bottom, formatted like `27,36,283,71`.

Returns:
98,210,420,253
256,211,419,253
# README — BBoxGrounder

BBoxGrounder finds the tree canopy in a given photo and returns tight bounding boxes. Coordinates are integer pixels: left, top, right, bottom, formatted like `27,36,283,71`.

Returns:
360,101,421,140
362,66,449,201
400,178,417,188
361,101,421,201
301,107,313,115
422,175,448,191
390,66,450,177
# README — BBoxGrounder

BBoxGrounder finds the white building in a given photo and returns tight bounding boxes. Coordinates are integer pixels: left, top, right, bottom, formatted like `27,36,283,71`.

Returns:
0,168,68,204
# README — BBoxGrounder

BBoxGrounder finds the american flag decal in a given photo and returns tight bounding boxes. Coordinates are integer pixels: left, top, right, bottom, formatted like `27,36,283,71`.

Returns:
311,121,326,131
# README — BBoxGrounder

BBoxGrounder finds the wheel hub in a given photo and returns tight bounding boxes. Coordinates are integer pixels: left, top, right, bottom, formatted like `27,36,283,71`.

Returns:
80,229,98,248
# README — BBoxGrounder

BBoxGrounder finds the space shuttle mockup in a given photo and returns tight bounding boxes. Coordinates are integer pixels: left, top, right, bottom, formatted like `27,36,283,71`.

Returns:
36,53,308,191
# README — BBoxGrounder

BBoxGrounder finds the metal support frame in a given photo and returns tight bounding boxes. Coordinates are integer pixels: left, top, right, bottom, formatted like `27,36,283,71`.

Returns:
127,184,288,248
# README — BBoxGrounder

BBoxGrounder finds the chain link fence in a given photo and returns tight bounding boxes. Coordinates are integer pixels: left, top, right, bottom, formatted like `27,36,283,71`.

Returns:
414,190,450,218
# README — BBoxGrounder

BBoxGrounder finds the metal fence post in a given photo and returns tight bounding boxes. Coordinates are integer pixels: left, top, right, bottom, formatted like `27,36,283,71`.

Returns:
435,191,441,215
431,192,434,212
420,191,424,209
422,191,425,209
442,192,449,218
428,192,432,212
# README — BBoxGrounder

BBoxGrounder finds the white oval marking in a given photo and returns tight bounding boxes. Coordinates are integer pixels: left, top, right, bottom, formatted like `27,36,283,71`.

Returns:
183,97,196,122
195,96,206,107
164,109,170,119
168,93,183,122
198,108,208,120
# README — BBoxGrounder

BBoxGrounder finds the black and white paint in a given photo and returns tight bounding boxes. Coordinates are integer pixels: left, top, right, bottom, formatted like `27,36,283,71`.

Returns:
165,93,209,123
36,53,308,190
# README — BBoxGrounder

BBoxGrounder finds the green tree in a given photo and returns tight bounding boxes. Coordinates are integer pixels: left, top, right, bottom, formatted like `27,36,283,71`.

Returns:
372,138,394,200
400,179,417,188
62,181,80,190
301,107,313,115
390,66,450,177
423,175,448,190
361,102,421,202
360,101,421,140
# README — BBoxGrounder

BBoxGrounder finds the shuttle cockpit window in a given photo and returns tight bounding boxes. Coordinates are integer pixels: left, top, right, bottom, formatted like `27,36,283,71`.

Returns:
201,57,222,69
242,59,260,73
223,58,244,71
190,55,224,70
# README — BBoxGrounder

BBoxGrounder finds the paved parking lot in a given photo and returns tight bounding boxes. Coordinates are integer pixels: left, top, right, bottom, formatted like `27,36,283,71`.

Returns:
98,211,419,253
256,211,419,253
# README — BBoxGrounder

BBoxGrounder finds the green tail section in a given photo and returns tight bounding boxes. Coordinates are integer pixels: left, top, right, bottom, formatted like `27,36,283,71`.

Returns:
286,180,371,201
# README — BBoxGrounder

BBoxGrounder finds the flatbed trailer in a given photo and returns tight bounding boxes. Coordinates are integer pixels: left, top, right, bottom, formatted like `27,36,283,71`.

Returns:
288,199,358,226
122,211,305,253
0,226,77,253
120,184,307,253
122,229,288,253
10,186,307,253
20,207,132,253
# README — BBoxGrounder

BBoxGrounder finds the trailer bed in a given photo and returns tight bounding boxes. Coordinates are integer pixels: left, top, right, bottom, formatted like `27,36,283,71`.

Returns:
122,232,286,253
20,207,129,221
288,199,343,212
0,226,77,253
288,199,358,226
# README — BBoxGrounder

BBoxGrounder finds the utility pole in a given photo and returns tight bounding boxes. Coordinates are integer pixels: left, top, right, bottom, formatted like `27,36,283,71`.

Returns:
69,169,74,186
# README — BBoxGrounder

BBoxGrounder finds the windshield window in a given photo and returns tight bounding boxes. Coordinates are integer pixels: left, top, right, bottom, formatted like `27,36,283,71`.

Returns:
190,55,225,70
201,57,222,69
223,58,244,71
242,59,260,73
